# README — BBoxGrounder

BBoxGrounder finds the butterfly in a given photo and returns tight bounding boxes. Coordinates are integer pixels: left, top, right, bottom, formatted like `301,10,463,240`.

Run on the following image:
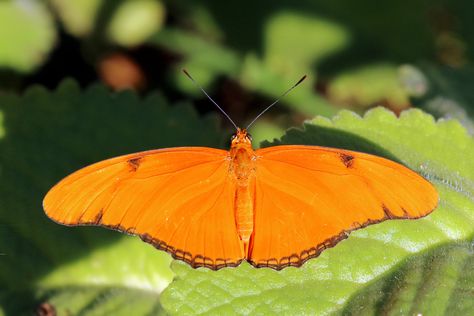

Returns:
43,71,438,270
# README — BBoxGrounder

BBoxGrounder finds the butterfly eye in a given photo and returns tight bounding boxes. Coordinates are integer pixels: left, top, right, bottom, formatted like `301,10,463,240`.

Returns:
247,134,253,141
231,134,237,140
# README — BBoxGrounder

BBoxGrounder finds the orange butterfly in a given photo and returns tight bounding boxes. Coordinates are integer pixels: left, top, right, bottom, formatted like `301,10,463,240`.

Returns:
43,71,438,270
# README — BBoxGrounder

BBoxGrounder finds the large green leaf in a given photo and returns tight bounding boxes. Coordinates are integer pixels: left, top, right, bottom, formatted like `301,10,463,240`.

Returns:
0,80,225,315
343,241,474,315
161,108,474,315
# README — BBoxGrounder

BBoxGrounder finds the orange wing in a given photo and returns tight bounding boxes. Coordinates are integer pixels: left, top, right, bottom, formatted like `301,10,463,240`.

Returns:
250,145,438,269
43,147,244,269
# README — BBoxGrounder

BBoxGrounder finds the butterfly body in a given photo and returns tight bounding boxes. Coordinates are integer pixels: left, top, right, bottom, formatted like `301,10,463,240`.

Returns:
229,128,257,255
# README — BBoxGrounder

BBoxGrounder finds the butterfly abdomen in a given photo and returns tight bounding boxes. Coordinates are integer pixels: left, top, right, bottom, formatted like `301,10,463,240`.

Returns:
234,181,255,256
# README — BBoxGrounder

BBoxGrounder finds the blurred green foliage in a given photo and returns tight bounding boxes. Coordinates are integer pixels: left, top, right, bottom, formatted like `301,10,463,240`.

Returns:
1,0,473,126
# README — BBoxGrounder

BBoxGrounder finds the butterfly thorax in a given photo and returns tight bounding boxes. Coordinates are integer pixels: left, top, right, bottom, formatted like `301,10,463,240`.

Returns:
229,128,256,256
229,128,256,184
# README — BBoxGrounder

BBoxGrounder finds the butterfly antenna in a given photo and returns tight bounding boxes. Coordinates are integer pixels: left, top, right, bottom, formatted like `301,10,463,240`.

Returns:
245,75,307,130
182,69,239,130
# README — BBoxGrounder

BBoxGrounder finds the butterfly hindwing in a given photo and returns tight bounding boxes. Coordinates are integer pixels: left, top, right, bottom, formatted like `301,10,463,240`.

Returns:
250,145,438,269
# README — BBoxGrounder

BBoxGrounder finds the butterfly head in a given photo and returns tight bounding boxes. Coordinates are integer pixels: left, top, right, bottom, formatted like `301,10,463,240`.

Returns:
231,128,252,147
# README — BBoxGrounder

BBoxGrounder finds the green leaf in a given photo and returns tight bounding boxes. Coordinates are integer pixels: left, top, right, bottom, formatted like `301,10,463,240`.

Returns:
343,241,474,315
0,79,225,315
161,108,474,315
0,0,57,72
